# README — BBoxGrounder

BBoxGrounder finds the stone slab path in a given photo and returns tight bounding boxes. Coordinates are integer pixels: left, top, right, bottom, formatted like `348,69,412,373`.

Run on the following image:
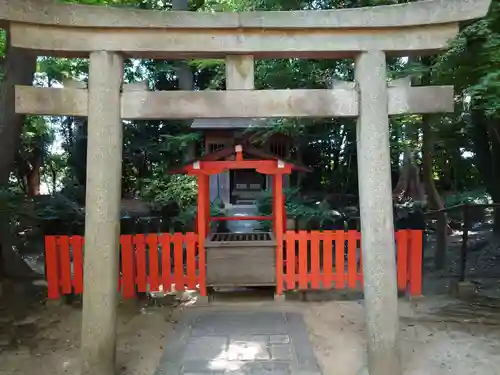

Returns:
154,310,322,375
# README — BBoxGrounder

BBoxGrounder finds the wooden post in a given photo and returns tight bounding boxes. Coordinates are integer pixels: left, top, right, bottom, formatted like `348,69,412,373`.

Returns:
408,230,423,296
197,174,208,297
460,204,470,282
205,175,210,235
273,173,284,297
434,211,448,270
272,177,277,233
282,189,287,232
80,51,123,375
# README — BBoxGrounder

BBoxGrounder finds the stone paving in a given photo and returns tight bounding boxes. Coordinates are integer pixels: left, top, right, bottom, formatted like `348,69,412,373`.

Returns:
154,310,322,375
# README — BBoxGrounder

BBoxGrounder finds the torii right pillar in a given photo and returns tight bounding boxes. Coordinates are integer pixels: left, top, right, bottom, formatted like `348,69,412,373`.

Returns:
355,50,400,375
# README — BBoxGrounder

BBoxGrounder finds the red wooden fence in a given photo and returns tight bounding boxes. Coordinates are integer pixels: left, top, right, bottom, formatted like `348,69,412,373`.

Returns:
44,229,423,299
281,229,423,296
44,233,200,299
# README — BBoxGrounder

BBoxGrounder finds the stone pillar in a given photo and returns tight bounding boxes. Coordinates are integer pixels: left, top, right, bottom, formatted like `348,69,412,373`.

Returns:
225,55,254,90
225,55,254,206
80,51,124,375
355,51,401,375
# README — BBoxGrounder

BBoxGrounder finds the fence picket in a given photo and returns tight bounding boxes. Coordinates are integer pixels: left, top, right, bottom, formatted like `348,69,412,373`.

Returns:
323,231,333,289
159,233,172,293
396,230,408,291
120,235,135,298
147,234,160,292
286,231,296,290
71,236,84,294
358,234,364,288
335,231,345,289
311,231,321,289
298,231,308,289
347,230,358,289
58,236,72,294
173,232,185,291
185,233,197,290
409,230,423,296
45,236,60,299
134,234,148,293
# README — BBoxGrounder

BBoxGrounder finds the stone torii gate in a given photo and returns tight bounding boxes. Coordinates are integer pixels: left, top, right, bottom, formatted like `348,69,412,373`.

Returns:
0,0,492,374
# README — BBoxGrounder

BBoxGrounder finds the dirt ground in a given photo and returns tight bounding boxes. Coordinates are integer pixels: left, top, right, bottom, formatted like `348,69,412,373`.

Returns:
1,291,500,375
304,296,500,375
0,294,176,375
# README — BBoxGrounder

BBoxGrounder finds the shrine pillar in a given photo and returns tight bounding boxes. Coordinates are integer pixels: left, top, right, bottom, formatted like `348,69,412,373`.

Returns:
272,172,284,298
80,51,124,375
355,51,400,375
196,173,209,297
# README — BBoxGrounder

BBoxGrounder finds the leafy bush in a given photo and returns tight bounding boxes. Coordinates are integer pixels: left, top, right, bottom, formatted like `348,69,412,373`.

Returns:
255,187,337,230
141,174,197,210
444,189,491,207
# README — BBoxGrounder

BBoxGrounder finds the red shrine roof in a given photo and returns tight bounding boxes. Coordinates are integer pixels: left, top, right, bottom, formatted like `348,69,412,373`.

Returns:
169,143,310,174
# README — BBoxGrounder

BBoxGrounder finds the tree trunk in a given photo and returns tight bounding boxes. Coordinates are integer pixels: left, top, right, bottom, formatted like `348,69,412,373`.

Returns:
422,117,445,210
470,108,500,234
296,146,305,188
392,147,425,202
418,56,449,270
422,114,448,270
26,146,42,197
0,30,37,278
0,32,37,184
488,123,500,234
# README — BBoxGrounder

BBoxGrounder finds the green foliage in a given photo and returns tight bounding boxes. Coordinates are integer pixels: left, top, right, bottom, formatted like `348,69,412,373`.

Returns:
38,57,88,84
433,3,500,118
141,174,197,209
0,29,4,58
444,189,492,207
59,0,142,5
256,187,330,220
19,116,55,156
172,205,197,228
0,29,5,82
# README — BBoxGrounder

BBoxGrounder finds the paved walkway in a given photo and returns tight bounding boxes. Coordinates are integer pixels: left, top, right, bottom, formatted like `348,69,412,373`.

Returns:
154,310,322,375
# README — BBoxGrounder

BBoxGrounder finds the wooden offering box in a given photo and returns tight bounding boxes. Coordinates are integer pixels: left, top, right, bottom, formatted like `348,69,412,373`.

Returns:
205,232,276,287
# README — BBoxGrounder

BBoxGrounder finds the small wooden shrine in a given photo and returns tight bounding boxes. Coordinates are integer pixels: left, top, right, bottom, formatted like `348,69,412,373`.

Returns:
192,118,293,207
170,142,309,287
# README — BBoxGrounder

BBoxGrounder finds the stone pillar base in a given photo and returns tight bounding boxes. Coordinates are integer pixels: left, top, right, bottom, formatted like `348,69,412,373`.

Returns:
274,293,286,302
196,295,211,305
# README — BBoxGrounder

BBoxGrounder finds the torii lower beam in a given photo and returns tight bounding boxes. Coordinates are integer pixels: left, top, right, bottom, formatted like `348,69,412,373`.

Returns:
15,85,454,119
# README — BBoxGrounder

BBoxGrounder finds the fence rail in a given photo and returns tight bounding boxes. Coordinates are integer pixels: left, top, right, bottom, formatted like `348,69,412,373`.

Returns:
424,202,500,280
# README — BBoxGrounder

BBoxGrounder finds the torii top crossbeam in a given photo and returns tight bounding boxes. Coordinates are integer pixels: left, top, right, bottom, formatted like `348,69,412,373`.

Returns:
0,0,492,59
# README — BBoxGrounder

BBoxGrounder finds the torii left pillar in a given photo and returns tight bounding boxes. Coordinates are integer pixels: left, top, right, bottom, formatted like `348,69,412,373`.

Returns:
80,51,124,375
356,50,400,375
